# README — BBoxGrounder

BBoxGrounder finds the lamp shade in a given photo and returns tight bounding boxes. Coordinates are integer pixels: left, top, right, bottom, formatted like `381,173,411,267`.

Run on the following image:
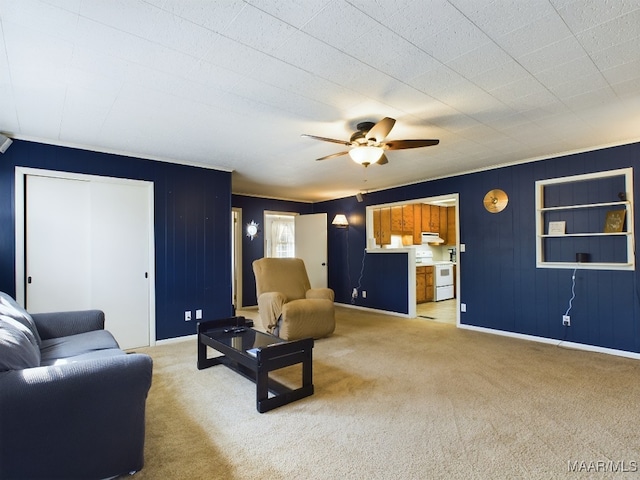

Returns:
348,146,384,166
332,214,349,228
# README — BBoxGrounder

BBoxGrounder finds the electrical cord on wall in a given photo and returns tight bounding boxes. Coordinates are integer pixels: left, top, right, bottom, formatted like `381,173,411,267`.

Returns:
345,228,352,301
353,248,367,304
564,268,577,318
559,268,577,346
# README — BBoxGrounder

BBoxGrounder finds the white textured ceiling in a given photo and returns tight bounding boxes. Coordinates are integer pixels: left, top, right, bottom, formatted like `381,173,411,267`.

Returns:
1,0,640,202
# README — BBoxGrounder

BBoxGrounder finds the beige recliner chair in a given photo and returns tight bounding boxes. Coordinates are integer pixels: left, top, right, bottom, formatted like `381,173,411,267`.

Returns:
252,257,335,341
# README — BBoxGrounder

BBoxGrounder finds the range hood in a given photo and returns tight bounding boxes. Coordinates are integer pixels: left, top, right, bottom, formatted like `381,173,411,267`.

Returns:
421,232,444,244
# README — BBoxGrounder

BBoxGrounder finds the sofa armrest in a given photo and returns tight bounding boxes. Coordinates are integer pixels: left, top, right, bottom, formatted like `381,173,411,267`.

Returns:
31,309,105,340
0,353,153,479
257,292,287,333
306,288,335,302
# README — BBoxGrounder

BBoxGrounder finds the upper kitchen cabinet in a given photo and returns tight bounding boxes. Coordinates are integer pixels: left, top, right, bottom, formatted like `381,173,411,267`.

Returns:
391,205,415,235
391,205,403,234
422,205,440,233
368,197,457,248
373,207,392,246
413,204,422,244
390,204,421,245
446,206,456,246
402,205,414,234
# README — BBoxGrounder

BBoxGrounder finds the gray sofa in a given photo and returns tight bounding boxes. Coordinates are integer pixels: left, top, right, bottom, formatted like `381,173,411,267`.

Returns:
0,291,153,480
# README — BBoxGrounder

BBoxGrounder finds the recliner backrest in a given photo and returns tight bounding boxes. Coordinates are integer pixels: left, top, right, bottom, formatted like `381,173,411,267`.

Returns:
253,258,311,301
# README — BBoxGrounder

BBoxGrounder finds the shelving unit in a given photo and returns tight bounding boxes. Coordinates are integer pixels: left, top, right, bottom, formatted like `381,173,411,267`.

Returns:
535,168,634,270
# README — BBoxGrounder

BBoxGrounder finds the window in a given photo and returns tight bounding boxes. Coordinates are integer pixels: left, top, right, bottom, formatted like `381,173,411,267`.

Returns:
264,212,296,258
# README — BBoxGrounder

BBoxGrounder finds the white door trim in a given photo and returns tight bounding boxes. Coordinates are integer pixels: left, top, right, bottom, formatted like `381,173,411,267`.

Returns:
14,167,156,346
232,207,243,309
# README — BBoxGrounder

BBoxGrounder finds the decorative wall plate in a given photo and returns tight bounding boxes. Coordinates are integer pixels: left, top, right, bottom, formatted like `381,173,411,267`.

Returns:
483,189,508,213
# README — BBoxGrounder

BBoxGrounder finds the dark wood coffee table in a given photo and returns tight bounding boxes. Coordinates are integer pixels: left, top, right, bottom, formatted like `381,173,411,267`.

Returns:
197,316,314,413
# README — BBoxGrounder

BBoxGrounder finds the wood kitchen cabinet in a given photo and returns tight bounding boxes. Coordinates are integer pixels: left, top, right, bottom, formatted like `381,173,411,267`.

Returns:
439,206,448,239
402,205,414,233
412,204,422,244
373,207,392,245
421,205,441,233
391,205,415,235
447,206,456,246
416,265,434,303
373,203,455,247
430,206,440,233
416,266,427,303
391,205,403,234
421,205,430,233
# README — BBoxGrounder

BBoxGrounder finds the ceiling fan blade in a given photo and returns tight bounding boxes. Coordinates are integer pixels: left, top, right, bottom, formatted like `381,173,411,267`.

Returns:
366,117,396,143
384,139,439,150
316,151,349,161
301,134,351,146
377,153,389,165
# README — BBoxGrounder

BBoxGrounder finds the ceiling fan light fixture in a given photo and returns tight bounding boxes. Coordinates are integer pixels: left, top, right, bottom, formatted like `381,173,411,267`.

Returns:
349,146,384,166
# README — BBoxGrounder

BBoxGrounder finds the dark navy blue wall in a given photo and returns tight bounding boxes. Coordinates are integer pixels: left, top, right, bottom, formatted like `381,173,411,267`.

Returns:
0,140,232,340
316,142,640,354
8,139,639,353
231,194,313,306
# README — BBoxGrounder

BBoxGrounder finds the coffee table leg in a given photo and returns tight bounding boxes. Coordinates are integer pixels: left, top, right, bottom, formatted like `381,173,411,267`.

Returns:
197,335,223,370
256,366,269,413
302,349,313,387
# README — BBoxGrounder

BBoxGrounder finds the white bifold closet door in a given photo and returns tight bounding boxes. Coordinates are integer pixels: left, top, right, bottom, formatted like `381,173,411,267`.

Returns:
25,174,151,350
294,213,328,289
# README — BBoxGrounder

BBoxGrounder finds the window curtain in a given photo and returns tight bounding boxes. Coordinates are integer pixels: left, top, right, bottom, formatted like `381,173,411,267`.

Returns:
270,219,294,258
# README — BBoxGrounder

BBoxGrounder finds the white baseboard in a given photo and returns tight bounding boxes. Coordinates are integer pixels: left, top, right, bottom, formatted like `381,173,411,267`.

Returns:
155,334,196,346
335,302,412,318
459,324,640,360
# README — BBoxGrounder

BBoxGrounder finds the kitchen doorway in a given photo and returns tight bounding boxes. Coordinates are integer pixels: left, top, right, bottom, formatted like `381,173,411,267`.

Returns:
416,195,458,326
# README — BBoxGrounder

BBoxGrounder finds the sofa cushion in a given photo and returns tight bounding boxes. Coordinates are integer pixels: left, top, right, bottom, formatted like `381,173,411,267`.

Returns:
0,317,41,371
42,348,127,366
40,329,120,366
0,292,41,347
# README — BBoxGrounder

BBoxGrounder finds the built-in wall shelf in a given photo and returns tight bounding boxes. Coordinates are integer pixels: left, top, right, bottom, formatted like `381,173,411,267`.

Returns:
535,168,634,270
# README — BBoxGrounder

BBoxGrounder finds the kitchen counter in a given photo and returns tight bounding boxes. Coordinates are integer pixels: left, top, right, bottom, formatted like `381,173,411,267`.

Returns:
416,260,456,266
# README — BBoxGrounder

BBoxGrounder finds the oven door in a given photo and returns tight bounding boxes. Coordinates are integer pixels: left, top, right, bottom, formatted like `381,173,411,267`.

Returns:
434,264,453,287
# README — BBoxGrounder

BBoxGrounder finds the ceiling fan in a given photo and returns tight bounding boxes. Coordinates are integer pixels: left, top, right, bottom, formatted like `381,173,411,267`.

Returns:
301,117,439,167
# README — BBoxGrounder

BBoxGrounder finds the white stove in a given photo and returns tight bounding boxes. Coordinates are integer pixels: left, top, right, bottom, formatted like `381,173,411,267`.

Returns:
434,263,454,301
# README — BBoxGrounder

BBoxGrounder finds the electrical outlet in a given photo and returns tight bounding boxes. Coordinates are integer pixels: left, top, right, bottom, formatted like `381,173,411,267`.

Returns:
352,288,358,299
196,309,203,320
184,310,192,321
563,315,570,326
362,290,367,298
460,303,466,312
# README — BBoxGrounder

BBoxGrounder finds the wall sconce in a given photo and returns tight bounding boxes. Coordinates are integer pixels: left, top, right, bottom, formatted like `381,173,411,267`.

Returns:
332,214,349,228
246,220,259,240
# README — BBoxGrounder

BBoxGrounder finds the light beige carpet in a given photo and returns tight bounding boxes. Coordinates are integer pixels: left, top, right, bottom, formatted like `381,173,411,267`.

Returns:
131,307,640,479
